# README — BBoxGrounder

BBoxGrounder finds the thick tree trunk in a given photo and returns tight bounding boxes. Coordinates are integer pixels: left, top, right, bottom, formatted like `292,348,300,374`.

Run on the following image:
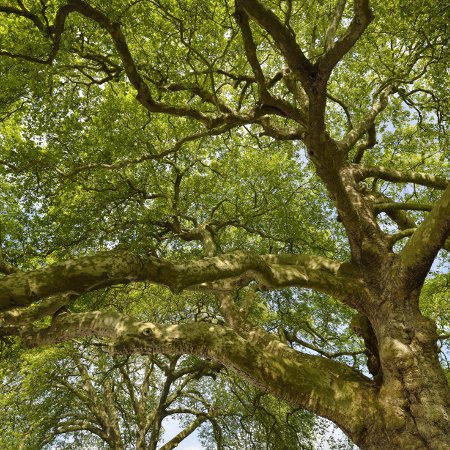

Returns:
353,297,450,449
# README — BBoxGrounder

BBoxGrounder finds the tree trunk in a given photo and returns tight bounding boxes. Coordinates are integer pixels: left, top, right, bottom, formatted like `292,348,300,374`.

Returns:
352,295,450,449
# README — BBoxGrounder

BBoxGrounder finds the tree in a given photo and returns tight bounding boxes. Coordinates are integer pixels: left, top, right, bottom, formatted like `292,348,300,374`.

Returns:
0,343,224,449
0,341,320,449
0,0,449,448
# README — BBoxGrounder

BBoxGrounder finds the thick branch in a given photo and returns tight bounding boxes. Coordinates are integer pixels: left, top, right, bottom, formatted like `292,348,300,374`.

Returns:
234,6,307,124
158,417,207,450
23,311,379,438
0,293,76,327
234,6,266,92
354,165,449,189
0,251,365,312
400,184,450,287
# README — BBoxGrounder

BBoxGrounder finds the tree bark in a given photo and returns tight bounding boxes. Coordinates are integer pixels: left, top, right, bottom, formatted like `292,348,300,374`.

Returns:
20,306,449,449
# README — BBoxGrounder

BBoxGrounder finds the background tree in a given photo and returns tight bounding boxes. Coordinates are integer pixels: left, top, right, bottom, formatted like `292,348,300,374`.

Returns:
0,0,449,448
0,343,223,449
0,338,321,449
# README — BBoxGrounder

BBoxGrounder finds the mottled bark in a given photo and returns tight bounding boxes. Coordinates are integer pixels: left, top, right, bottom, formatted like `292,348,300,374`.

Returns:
20,311,379,441
0,251,362,311
18,303,450,448
158,416,207,450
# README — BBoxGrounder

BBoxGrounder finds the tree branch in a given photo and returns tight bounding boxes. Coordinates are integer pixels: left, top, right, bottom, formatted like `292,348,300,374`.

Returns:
234,6,266,93
338,85,394,153
158,416,207,450
352,123,376,163
324,0,347,52
0,250,365,313
0,3,46,32
368,191,450,252
0,292,77,327
388,228,416,247
354,165,449,189
236,0,315,90
318,0,373,77
399,184,450,288
374,202,433,213
22,311,379,438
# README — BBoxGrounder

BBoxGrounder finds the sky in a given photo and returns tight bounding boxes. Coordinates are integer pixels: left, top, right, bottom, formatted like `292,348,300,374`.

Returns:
161,416,356,450
160,417,204,450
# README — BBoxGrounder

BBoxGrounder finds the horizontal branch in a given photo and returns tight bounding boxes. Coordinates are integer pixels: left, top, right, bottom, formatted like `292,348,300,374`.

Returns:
389,228,416,246
0,293,76,327
0,250,365,312
372,193,450,252
22,311,379,437
354,164,449,189
375,202,433,213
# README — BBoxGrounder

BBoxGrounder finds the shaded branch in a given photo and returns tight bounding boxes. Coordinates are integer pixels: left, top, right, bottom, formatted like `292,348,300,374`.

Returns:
22,310,379,438
258,118,305,140
354,165,449,190
236,0,315,90
234,6,266,92
0,292,77,327
0,250,366,313
399,184,450,287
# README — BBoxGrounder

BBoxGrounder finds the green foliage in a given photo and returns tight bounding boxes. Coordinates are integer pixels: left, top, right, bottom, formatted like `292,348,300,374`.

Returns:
0,342,322,449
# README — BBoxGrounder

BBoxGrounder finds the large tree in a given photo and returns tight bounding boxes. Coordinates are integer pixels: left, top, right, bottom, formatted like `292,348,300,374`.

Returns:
0,342,318,449
0,0,449,448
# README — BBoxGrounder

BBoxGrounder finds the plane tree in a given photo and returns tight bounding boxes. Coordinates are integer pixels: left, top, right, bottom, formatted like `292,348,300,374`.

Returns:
0,0,449,448
0,336,320,449
0,343,220,449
